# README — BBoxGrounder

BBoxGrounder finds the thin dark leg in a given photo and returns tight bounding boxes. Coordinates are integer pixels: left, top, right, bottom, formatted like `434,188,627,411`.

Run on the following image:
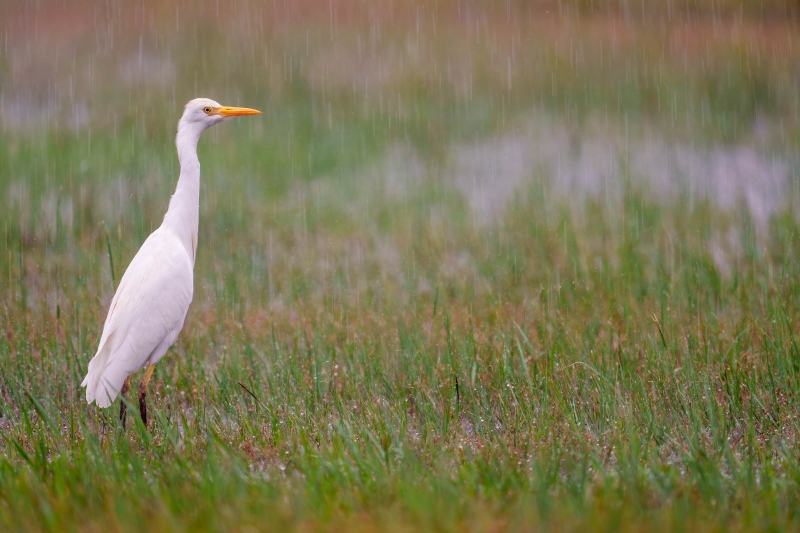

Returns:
119,376,132,429
138,364,155,426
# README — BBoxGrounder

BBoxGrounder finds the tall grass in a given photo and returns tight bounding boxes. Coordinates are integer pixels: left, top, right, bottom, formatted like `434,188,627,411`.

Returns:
1,1,799,531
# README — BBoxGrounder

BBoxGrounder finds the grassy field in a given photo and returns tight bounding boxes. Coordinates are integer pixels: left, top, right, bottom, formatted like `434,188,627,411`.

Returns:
2,1,800,531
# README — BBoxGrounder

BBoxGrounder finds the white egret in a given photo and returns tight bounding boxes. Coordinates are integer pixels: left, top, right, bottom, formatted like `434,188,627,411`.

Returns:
81,98,260,426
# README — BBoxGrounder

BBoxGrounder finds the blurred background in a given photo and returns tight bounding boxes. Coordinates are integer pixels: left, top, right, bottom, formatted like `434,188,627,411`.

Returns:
1,0,799,340
3,3,800,528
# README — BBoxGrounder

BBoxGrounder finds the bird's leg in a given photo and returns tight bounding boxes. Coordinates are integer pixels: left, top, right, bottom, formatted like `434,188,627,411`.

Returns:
119,376,132,429
138,364,156,427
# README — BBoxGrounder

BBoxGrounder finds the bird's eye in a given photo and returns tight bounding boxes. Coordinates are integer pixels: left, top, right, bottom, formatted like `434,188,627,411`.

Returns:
203,107,212,114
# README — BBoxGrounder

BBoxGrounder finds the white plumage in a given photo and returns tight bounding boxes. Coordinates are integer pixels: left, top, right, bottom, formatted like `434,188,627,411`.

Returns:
82,98,260,415
82,231,193,406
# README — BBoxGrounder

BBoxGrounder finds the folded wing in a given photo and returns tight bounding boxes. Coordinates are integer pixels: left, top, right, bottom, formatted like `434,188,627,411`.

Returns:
82,229,193,407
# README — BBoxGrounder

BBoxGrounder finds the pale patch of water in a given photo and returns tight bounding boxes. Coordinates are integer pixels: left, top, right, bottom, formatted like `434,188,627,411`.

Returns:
444,116,798,234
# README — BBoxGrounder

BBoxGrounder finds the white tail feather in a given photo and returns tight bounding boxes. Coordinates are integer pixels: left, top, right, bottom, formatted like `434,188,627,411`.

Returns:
81,333,122,407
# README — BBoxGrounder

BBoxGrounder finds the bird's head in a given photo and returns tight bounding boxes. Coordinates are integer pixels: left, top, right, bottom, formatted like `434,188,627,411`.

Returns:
179,97,261,133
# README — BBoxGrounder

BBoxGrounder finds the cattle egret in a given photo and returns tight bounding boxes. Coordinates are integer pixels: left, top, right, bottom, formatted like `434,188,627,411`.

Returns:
81,98,260,427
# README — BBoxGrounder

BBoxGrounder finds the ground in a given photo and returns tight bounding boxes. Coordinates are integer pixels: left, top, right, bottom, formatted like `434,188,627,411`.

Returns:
1,1,800,531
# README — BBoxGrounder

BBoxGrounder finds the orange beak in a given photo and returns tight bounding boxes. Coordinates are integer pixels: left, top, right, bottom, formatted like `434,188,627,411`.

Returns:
215,106,261,117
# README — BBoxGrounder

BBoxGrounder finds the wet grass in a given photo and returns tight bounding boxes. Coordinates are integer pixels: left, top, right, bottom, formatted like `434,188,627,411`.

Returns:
2,1,800,531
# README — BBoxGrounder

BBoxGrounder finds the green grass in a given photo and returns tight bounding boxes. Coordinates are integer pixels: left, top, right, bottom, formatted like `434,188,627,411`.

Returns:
2,1,800,531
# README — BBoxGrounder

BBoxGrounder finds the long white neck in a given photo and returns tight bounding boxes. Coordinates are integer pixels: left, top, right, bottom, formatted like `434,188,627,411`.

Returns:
161,120,203,263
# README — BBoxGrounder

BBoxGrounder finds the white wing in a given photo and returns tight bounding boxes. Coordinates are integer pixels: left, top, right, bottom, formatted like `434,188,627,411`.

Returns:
82,228,193,407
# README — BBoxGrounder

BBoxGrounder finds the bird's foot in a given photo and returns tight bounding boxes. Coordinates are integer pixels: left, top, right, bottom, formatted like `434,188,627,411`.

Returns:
119,377,131,429
138,387,148,427
138,364,155,428
120,401,128,429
